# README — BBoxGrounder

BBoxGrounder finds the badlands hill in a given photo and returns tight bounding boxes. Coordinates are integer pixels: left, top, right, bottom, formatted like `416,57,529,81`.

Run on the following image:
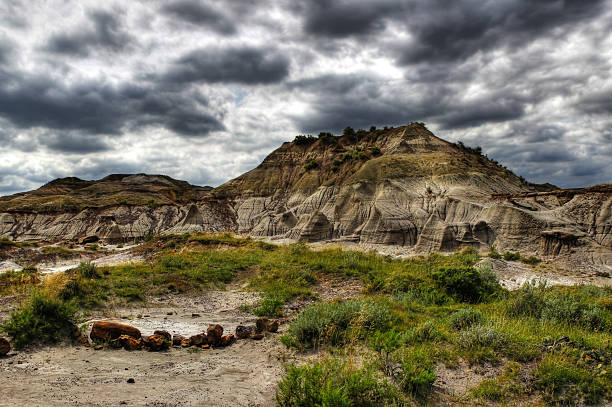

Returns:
0,123,610,267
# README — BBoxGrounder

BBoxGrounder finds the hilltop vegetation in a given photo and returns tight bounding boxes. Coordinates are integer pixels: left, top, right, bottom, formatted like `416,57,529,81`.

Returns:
1,233,610,405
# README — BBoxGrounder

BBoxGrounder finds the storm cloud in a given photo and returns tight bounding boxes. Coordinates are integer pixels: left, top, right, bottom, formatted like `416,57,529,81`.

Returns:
0,0,610,195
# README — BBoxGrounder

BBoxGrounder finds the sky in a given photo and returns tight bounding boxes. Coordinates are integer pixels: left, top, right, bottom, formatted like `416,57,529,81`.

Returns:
0,0,611,195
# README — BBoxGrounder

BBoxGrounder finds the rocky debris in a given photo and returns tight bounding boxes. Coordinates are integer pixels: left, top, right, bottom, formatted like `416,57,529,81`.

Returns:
189,334,207,346
90,321,141,342
0,337,10,356
256,318,279,333
235,325,254,339
220,334,236,347
206,324,224,347
153,330,171,341
111,335,142,351
144,334,169,352
172,334,185,346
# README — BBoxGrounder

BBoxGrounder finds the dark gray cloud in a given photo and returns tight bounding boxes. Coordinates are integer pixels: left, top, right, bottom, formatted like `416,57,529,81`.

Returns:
294,0,399,38
43,134,111,154
46,9,133,56
161,46,290,85
577,88,612,115
161,0,236,34
0,70,224,138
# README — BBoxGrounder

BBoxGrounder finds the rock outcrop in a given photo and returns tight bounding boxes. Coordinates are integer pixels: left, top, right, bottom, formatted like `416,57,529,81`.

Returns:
0,124,610,268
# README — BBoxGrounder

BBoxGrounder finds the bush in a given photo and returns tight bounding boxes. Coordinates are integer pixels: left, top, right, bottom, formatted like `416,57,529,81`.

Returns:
487,246,501,259
449,307,484,330
458,325,507,351
1,291,77,349
254,296,284,317
282,299,397,349
304,160,319,171
520,255,541,265
507,283,609,331
502,252,521,261
343,126,355,137
293,135,317,145
535,356,606,405
397,349,436,398
370,146,381,156
77,262,100,279
431,264,500,303
276,359,403,407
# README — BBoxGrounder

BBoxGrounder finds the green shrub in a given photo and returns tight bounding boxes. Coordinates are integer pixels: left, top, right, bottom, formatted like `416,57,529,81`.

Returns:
392,285,451,307
502,251,521,261
458,325,507,351
77,262,100,279
449,307,484,330
283,299,397,349
370,146,381,156
293,135,317,145
276,358,403,407
1,291,77,349
520,255,541,265
254,296,284,317
304,160,319,171
431,264,500,303
535,356,606,405
406,320,443,343
507,283,609,331
487,246,501,259
397,349,436,398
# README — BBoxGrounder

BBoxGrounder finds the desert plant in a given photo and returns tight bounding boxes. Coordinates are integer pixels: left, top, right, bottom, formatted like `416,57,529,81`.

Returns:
304,160,319,171
502,251,521,261
1,290,77,348
276,358,403,407
449,307,484,330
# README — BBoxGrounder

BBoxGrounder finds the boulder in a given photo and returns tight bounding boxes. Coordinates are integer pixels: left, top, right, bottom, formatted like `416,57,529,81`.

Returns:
206,324,223,346
220,334,236,347
172,334,185,346
0,337,10,356
235,325,254,339
118,335,142,351
154,330,172,341
181,338,192,347
256,318,279,333
90,321,141,342
145,334,169,352
189,334,207,346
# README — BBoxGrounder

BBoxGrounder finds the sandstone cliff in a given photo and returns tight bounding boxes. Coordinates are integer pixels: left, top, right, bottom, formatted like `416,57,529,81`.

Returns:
0,124,610,268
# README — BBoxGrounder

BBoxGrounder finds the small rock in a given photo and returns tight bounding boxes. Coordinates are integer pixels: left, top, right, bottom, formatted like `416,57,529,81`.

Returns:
235,325,254,339
189,334,207,346
206,324,223,347
191,313,201,318
153,330,171,341
251,333,264,340
94,345,104,350
127,378,135,384
145,334,169,352
220,334,236,347
120,335,142,351
172,334,185,346
0,337,11,356
166,311,173,316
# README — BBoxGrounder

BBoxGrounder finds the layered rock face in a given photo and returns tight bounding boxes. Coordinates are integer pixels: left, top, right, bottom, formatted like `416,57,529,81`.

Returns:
0,124,610,268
